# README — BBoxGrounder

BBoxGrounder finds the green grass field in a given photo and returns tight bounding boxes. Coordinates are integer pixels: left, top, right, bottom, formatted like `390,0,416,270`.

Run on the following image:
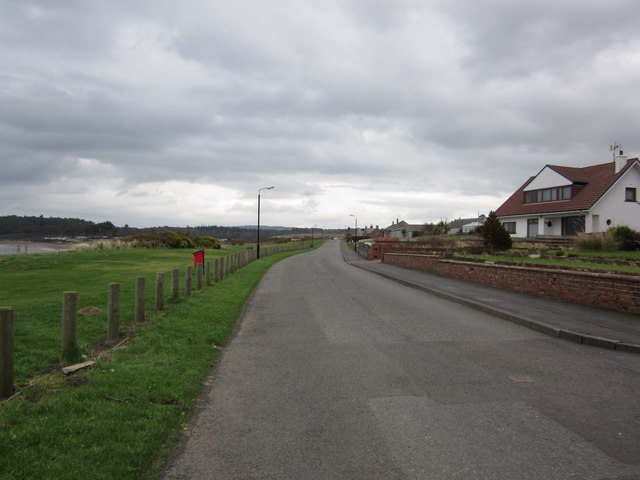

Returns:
0,245,313,479
0,246,248,380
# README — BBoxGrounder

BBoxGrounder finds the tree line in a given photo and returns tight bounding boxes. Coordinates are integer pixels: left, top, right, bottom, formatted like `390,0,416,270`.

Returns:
0,215,329,241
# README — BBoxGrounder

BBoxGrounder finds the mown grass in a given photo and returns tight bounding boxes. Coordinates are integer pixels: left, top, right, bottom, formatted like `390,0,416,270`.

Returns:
456,251,640,274
0,246,247,380
0,246,312,479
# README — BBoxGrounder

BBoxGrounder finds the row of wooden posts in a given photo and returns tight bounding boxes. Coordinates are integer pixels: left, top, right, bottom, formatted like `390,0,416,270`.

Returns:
0,242,312,399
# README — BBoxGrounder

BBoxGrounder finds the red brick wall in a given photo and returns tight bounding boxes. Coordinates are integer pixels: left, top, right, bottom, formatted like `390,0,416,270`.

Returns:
383,253,640,313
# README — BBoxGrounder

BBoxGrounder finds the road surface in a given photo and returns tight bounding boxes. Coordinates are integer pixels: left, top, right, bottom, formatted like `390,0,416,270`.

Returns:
162,240,640,480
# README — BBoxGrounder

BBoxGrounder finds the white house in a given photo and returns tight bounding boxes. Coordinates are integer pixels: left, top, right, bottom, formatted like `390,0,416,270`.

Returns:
495,152,640,238
383,220,426,239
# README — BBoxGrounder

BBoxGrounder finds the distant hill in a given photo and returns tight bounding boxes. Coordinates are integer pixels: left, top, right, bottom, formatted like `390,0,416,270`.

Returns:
0,215,337,241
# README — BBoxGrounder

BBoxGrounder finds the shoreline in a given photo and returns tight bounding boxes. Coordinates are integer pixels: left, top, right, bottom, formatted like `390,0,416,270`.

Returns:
0,240,73,255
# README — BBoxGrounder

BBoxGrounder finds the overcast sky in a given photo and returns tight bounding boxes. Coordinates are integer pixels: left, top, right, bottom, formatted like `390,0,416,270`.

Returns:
2,1,639,229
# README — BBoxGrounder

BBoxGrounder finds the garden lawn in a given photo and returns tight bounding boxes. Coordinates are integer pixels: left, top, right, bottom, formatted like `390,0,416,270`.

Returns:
0,247,309,479
456,251,640,274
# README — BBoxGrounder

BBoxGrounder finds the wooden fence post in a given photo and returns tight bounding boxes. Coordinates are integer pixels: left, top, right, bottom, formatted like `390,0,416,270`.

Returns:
61,292,79,363
0,307,14,399
155,272,165,311
205,261,212,286
135,277,145,323
196,263,203,290
171,269,179,301
185,266,192,297
107,283,120,341
214,258,220,282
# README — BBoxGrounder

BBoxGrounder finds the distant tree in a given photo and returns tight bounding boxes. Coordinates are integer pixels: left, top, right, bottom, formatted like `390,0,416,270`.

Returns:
478,211,512,252
433,220,450,235
85,221,117,237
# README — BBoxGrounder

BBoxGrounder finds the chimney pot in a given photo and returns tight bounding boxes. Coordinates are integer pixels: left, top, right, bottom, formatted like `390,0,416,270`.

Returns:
614,151,628,173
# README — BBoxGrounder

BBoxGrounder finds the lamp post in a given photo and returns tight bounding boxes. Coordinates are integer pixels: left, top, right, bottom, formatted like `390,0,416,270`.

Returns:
349,214,357,240
257,186,274,259
311,224,317,247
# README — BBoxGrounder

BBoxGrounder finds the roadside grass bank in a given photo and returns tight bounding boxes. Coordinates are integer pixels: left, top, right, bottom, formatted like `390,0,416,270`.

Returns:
0,247,312,479
0,246,247,381
453,250,640,275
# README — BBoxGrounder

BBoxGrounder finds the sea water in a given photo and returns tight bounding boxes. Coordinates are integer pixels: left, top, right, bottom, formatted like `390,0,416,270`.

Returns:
0,242,71,255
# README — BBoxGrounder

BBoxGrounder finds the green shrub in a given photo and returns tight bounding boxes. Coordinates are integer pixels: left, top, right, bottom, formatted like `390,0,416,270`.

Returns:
576,227,637,251
478,211,512,252
127,231,220,249
193,235,221,249
609,225,637,251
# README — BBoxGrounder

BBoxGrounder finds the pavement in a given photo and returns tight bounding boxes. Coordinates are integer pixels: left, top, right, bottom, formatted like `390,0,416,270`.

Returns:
341,243,640,354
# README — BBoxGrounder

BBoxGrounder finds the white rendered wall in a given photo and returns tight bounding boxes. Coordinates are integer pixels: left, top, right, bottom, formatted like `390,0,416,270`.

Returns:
500,217,529,238
523,167,571,191
591,164,640,231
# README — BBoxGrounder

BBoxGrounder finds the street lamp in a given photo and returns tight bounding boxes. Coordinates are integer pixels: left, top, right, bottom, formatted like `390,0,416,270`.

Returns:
257,186,274,259
349,214,358,240
311,224,317,247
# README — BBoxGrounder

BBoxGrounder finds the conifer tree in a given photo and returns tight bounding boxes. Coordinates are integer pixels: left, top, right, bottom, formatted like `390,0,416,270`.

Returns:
478,211,512,252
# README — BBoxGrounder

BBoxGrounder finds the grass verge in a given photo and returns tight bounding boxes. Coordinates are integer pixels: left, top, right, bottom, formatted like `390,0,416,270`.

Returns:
0,248,307,480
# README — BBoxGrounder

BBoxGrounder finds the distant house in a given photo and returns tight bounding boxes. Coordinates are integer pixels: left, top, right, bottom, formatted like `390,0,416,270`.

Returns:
351,224,383,238
383,220,427,239
448,215,486,235
495,152,640,238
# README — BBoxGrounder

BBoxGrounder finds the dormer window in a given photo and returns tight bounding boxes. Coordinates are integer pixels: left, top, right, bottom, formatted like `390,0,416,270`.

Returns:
524,186,572,204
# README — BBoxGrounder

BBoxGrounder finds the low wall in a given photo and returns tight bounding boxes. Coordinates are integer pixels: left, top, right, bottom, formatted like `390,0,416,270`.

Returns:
383,253,640,313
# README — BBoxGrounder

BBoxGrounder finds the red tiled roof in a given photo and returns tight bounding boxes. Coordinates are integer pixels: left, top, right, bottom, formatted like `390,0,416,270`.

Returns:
495,159,639,217
548,165,589,184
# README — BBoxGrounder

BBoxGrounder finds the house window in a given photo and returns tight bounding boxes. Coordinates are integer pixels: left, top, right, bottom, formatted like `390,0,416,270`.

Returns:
502,222,516,234
524,186,572,204
561,216,585,236
626,187,637,202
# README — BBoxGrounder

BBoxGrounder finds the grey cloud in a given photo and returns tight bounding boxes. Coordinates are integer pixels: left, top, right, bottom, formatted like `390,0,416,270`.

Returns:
443,0,640,78
1,0,639,227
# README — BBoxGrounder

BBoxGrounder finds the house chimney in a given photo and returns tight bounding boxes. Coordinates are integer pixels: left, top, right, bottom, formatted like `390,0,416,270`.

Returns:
614,150,628,173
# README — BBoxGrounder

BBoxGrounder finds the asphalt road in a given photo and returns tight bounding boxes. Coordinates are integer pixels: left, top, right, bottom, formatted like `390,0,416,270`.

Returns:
161,240,640,480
